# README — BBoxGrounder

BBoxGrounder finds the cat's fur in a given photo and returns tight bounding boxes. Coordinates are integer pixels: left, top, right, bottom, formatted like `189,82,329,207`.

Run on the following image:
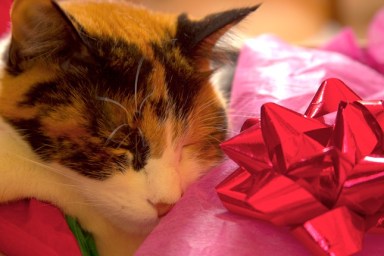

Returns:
0,0,257,255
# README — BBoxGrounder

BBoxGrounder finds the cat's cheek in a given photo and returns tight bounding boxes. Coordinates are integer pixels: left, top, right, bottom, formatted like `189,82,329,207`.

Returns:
81,172,161,234
51,164,160,233
178,146,210,190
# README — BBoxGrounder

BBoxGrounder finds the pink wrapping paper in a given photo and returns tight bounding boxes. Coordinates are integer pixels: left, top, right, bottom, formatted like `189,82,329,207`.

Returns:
323,8,384,74
136,33,384,255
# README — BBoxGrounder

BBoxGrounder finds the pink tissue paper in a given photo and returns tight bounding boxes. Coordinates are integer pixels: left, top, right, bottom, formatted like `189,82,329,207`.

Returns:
136,9,384,256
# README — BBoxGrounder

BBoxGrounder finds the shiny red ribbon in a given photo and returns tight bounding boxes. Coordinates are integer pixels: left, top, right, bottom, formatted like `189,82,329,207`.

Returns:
216,78,384,255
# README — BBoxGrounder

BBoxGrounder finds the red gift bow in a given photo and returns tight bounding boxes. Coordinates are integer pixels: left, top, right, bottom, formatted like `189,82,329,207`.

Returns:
216,78,384,256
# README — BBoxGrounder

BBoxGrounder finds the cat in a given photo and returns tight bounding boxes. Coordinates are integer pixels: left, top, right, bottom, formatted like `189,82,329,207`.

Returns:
0,0,257,255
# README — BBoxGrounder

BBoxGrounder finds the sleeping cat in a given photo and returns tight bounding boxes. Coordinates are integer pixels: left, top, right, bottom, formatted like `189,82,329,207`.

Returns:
0,0,257,255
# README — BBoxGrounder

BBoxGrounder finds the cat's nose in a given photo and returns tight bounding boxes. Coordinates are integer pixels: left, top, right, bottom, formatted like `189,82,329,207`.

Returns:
153,202,174,217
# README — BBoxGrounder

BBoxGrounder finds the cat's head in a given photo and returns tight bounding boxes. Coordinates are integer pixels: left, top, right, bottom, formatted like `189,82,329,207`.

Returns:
0,0,257,233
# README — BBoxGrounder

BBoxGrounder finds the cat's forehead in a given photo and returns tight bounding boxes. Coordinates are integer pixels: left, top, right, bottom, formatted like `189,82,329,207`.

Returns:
60,1,177,46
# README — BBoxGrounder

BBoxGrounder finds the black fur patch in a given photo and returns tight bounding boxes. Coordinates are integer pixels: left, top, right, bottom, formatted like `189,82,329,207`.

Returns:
6,118,53,160
150,99,169,121
4,44,23,76
67,15,155,92
175,6,259,54
19,81,72,107
103,125,150,171
151,42,207,117
127,128,150,170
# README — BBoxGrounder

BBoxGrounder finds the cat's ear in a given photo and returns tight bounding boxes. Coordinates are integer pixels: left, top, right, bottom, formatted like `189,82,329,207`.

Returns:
8,0,88,73
175,5,260,68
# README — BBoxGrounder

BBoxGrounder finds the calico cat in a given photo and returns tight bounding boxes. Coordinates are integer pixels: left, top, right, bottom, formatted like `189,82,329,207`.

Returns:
0,0,257,255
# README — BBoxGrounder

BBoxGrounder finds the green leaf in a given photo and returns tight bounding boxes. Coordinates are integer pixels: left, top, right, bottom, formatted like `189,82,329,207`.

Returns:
65,215,99,256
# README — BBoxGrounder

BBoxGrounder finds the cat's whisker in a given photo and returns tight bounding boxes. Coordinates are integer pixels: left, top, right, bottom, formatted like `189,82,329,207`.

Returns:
12,154,78,179
138,91,153,114
189,112,227,126
59,195,112,207
194,113,228,124
192,99,219,116
77,28,98,42
202,112,258,119
8,155,106,195
134,57,145,112
97,96,130,120
62,201,104,207
206,134,223,143
197,98,217,110
117,134,130,150
37,180,83,191
188,119,238,132
80,198,110,206
8,157,109,197
227,114,258,118
199,126,238,134
106,123,130,146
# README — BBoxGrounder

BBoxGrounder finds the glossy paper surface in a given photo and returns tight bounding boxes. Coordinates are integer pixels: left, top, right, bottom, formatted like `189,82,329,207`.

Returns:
218,79,384,255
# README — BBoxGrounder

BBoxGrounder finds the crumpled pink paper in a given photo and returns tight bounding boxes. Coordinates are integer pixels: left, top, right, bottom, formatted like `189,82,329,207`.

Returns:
323,8,384,74
136,33,384,255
